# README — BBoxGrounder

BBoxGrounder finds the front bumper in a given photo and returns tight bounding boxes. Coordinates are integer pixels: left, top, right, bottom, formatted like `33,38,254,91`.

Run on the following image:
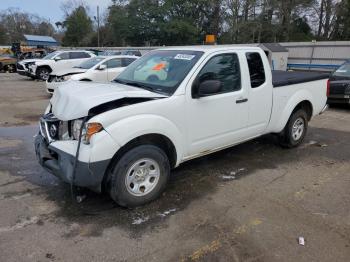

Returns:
34,134,109,192
45,79,62,94
17,69,32,77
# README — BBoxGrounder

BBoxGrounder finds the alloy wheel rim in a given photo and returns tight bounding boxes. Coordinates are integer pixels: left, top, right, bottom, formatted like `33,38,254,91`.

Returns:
292,117,305,141
125,158,160,196
40,70,49,80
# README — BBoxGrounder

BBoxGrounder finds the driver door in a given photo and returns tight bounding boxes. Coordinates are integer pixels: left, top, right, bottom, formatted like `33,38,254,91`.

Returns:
186,52,249,156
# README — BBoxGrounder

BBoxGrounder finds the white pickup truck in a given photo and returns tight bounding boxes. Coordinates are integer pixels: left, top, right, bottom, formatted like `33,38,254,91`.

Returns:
35,46,329,207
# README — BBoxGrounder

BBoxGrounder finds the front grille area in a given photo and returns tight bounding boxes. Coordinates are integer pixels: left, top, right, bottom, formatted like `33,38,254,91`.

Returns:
40,113,70,143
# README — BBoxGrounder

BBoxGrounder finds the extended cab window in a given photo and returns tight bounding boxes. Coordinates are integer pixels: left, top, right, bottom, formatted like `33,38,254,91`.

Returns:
57,52,70,60
246,52,266,88
196,53,241,95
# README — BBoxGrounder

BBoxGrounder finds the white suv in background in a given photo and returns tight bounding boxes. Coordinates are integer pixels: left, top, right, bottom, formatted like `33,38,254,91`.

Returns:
29,50,95,80
45,55,138,94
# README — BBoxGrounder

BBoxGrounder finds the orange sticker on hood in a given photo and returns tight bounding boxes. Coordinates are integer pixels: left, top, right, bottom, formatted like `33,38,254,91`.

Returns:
152,63,166,71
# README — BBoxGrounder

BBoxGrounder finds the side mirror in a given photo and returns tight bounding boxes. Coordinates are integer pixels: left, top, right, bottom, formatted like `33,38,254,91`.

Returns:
193,80,222,98
54,56,62,61
97,64,107,70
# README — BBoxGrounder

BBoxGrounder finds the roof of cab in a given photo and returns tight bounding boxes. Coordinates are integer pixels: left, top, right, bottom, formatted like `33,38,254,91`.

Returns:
158,44,262,53
99,55,140,60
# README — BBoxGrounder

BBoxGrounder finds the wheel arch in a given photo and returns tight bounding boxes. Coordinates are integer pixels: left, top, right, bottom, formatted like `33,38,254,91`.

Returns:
36,65,52,74
102,133,177,190
271,88,315,133
292,100,313,121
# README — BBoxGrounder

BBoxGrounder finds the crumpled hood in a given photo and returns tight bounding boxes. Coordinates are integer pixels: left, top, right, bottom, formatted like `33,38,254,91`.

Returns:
50,81,167,120
51,67,87,77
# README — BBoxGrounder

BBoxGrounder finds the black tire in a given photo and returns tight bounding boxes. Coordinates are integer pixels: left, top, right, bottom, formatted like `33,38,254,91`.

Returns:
36,67,50,81
279,109,308,148
108,145,170,207
8,64,16,73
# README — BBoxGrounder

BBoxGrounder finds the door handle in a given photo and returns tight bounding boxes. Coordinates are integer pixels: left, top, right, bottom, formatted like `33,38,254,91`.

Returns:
236,98,248,104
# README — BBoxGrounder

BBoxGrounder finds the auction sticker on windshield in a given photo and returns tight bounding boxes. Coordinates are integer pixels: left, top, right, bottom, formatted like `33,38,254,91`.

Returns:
174,54,196,60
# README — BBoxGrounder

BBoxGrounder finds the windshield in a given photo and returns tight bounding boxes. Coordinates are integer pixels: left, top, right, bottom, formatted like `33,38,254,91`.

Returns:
114,50,203,95
43,51,59,60
333,63,350,78
75,57,105,69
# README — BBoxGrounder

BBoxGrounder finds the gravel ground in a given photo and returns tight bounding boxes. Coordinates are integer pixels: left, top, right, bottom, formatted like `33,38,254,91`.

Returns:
0,73,349,262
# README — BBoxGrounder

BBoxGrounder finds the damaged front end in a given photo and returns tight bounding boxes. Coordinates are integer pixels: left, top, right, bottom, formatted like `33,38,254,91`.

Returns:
35,82,167,192
35,112,109,192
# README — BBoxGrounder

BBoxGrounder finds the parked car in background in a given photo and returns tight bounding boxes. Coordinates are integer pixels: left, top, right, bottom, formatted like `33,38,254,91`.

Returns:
28,50,96,80
328,60,350,104
35,46,329,207
101,50,142,57
17,50,49,78
0,54,17,72
46,55,138,93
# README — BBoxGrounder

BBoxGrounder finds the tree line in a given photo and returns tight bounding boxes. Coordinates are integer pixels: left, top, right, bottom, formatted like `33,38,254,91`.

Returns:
1,0,350,47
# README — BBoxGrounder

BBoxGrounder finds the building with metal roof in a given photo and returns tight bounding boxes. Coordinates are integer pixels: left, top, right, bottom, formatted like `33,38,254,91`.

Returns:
259,43,289,71
23,34,59,47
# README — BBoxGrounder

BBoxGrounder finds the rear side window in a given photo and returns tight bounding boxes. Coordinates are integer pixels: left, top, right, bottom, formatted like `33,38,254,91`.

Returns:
246,52,266,88
122,58,137,67
105,58,122,68
70,52,91,59
58,52,70,60
196,53,241,95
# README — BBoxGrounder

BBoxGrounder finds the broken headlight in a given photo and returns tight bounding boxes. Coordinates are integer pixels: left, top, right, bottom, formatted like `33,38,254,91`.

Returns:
56,75,71,82
71,120,103,144
71,119,86,141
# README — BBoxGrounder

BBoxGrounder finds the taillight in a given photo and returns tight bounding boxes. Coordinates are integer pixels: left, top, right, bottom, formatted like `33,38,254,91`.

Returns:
326,79,330,97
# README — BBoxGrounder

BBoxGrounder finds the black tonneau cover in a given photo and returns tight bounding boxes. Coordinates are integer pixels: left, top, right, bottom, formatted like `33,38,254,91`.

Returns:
272,71,329,88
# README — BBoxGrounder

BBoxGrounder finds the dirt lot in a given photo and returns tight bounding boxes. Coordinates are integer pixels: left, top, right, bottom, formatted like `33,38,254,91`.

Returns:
0,73,349,262
0,73,50,126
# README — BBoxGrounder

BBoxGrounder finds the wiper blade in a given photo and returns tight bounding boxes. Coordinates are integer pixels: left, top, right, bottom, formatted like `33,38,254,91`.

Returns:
113,79,169,96
114,79,151,90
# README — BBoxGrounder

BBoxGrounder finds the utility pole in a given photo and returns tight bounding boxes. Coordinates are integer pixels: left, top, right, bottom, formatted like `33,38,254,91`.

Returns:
97,6,100,47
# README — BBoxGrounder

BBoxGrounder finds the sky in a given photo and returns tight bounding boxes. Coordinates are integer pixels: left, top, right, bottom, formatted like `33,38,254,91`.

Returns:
0,0,112,24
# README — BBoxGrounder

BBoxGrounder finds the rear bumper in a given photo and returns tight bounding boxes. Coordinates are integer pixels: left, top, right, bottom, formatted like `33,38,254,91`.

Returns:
34,134,109,192
327,95,350,104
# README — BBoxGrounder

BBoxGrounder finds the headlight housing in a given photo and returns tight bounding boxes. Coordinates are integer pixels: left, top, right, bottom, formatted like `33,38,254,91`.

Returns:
71,119,85,141
56,75,71,82
71,120,103,144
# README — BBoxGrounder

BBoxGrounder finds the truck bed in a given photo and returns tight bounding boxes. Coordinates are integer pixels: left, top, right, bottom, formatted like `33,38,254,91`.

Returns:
272,71,329,88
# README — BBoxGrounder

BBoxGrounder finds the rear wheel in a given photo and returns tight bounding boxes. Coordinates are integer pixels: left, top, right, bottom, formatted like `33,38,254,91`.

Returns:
279,109,308,148
5,64,16,73
108,145,170,207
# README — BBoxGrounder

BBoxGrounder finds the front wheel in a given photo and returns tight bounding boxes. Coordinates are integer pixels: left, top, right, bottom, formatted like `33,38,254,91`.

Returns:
36,67,50,81
279,109,308,148
108,145,170,207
